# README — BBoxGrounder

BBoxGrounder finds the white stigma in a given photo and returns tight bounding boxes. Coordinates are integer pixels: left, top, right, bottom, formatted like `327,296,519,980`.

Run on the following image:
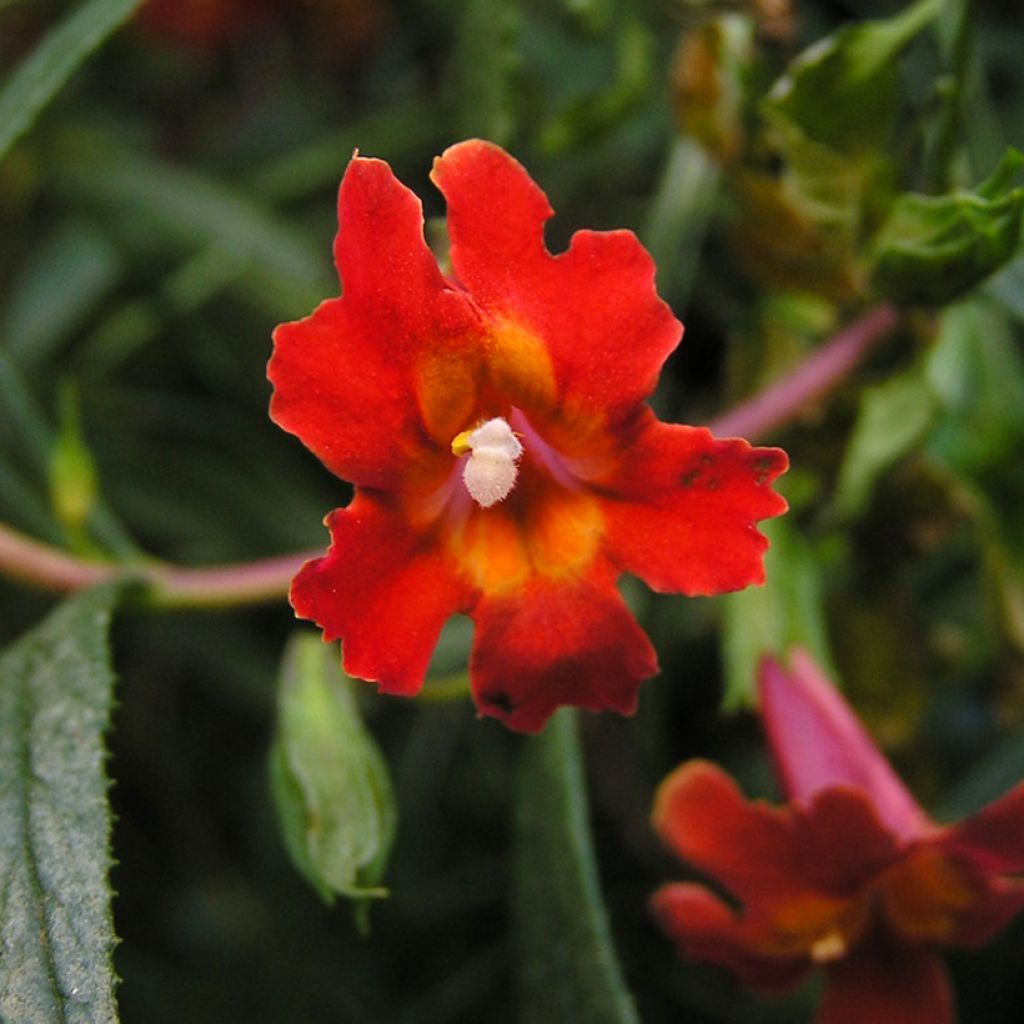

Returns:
453,417,523,508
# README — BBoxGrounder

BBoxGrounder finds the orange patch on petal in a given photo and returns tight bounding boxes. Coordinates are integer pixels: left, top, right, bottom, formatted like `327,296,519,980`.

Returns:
526,488,603,580
450,478,604,597
415,342,482,443
485,318,557,412
880,848,975,942
765,891,871,962
455,509,531,595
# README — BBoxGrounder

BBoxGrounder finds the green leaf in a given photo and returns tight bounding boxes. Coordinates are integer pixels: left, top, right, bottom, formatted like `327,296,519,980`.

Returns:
832,368,936,520
764,0,942,154
268,633,396,916
720,516,836,711
513,710,640,1024
869,149,1024,306
540,18,653,153
925,298,1024,474
0,580,128,1024
641,137,720,308
54,132,333,319
1,221,122,370
942,731,1024,819
451,0,521,148
0,0,147,165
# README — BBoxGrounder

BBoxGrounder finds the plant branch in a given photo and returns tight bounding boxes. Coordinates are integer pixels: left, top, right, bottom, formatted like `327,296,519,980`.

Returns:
0,521,312,608
0,305,900,606
707,304,901,441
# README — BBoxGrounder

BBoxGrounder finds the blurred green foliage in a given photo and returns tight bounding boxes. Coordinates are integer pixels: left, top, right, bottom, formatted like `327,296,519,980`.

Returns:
2,0,1024,1022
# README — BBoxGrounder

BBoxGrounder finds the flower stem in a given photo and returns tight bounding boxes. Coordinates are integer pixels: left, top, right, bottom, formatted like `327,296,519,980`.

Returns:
0,305,900,607
0,520,312,608
708,304,901,442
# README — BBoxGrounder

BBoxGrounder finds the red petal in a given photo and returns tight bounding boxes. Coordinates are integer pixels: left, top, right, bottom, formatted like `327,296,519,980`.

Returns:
818,937,953,1024
759,650,930,842
943,782,1024,874
598,418,788,596
290,494,473,694
652,761,903,909
268,155,477,489
651,882,811,991
934,868,1024,948
431,140,682,424
468,563,657,732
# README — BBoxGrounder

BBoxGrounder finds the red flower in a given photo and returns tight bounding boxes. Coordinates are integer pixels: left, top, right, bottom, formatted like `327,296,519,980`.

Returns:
268,140,787,732
651,649,1024,1022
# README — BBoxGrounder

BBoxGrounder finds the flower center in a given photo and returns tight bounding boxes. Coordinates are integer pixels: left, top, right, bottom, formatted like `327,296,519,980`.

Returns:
809,929,847,964
451,417,524,508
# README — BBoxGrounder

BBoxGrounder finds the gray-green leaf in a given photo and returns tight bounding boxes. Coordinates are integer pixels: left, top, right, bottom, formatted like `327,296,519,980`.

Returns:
0,0,147,165
513,709,640,1024
0,580,128,1024
268,633,396,913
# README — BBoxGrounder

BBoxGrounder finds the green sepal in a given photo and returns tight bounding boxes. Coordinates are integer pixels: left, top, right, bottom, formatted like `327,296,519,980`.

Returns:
49,381,99,548
869,149,1024,306
268,633,397,925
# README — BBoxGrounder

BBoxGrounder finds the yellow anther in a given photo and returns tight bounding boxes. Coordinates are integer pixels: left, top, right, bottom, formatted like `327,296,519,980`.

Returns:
451,429,475,457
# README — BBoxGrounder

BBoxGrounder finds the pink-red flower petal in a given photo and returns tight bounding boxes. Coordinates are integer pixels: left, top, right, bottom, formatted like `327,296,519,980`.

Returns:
468,563,657,733
818,935,954,1024
653,761,903,910
269,155,477,489
598,418,788,596
758,650,931,842
651,882,811,991
290,494,473,694
432,140,683,427
943,783,1024,875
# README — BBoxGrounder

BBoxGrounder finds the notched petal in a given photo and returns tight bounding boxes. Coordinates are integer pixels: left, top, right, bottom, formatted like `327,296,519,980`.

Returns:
601,421,789,596
469,567,657,732
291,497,472,695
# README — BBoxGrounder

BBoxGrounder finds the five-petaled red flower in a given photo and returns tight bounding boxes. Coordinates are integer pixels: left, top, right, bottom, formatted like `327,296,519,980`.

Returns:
651,649,1024,1023
268,140,787,732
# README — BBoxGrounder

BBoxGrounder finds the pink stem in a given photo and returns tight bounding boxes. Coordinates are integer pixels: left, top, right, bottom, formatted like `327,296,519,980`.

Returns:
0,521,313,608
707,305,900,441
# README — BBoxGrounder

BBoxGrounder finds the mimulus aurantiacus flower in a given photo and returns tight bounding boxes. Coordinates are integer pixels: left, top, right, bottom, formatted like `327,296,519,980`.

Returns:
651,649,1024,1023
268,140,787,732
